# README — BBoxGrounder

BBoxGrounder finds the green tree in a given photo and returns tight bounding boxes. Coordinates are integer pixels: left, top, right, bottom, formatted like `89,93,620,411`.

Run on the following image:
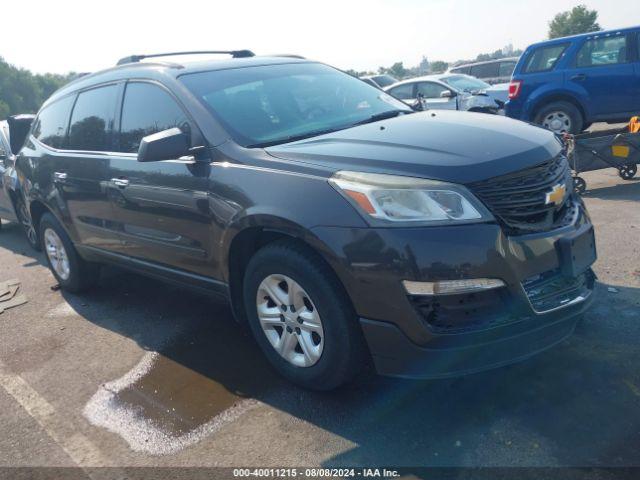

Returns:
429,60,449,73
0,57,75,118
548,4,601,39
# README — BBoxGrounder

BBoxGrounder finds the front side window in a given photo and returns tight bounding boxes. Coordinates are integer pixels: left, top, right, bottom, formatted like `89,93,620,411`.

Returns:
119,83,189,153
32,96,75,149
576,34,628,67
180,63,411,148
416,82,449,99
524,44,569,73
388,83,415,100
68,85,119,151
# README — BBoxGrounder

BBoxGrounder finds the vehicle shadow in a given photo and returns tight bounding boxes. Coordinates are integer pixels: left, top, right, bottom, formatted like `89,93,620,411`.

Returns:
582,178,640,201
0,221,46,268
48,262,640,467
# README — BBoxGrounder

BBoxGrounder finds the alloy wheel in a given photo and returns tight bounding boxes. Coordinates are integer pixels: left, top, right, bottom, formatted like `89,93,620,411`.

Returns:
256,274,324,367
44,228,70,280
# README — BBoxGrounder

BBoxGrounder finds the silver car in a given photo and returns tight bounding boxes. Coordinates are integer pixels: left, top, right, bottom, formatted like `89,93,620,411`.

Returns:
384,74,507,114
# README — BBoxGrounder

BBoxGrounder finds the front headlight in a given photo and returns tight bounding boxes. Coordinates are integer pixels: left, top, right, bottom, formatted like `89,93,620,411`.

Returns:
329,171,493,226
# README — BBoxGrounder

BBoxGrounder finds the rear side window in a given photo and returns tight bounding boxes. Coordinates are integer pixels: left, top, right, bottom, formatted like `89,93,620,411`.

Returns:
119,83,189,153
450,66,470,75
576,34,628,67
68,85,119,151
524,43,569,73
470,63,499,78
388,83,414,100
32,96,75,149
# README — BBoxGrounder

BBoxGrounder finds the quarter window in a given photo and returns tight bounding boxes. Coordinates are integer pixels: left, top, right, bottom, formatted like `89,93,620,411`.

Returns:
576,34,628,67
388,83,415,100
68,85,119,151
119,83,189,154
524,44,569,73
32,96,75,149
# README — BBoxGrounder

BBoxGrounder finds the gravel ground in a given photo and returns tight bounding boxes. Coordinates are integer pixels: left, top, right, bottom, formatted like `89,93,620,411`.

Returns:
0,136,638,476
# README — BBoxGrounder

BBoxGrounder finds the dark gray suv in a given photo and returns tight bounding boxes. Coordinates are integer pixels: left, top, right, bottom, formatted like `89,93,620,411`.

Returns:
14,51,596,389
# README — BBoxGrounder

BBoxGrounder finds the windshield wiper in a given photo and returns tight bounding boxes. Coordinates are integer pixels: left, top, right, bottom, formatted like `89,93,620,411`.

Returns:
247,126,348,148
247,110,412,148
352,110,411,126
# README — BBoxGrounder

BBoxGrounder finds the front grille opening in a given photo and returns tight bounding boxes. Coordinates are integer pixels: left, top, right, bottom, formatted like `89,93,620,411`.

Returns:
522,269,595,313
468,155,573,235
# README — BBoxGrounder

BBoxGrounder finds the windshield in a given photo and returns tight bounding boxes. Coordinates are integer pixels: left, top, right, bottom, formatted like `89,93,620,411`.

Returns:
441,75,490,92
180,63,411,147
372,75,398,88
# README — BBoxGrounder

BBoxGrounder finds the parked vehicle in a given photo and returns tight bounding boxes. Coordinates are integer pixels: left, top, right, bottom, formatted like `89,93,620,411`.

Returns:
16,51,596,390
0,115,37,246
449,57,519,84
385,74,506,113
506,26,640,134
360,74,398,88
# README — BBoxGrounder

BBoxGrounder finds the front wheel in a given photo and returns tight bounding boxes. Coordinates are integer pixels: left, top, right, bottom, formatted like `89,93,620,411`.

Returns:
243,240,368,390
534,101,584,134
39,213,99,293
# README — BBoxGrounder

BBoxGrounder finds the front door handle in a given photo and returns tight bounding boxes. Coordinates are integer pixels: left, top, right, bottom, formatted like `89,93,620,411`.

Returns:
571,73,586,81
111,178,130,188
53,172,67,182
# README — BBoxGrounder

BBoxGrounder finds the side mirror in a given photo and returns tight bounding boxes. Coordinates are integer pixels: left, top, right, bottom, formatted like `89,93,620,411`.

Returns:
440,90,456,98
137,128,190,163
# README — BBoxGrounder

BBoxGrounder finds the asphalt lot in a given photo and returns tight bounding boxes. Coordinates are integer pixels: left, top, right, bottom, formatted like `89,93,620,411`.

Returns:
0,131,639,473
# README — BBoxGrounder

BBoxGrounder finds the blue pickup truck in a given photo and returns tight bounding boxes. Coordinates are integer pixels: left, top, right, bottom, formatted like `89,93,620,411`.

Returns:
506,26,640,134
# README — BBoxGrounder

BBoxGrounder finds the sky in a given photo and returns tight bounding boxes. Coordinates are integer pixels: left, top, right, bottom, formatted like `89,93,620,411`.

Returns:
2,0,638,75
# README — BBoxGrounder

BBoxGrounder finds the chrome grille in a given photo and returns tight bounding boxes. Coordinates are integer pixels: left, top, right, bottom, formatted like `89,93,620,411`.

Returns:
468,155,573,234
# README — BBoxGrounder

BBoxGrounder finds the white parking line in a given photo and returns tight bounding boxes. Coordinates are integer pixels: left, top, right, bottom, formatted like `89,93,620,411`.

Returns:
0,358,112,474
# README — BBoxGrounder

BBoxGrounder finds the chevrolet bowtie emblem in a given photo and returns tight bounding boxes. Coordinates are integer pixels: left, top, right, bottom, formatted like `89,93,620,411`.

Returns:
545,183,566,206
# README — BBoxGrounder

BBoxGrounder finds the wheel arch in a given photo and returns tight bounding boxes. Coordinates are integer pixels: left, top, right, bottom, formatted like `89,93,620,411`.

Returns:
224,216,351,325
531,93,587,125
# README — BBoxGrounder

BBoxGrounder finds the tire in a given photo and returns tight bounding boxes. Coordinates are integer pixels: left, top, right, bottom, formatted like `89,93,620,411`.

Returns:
618,164,637,180
243,240,368,390
573,176,587,194
534,101,584,134
15,197,41,251
39,213,99,293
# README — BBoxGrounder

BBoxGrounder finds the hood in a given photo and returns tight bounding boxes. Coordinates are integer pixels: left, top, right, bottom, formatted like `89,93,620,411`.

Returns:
266,110,561,184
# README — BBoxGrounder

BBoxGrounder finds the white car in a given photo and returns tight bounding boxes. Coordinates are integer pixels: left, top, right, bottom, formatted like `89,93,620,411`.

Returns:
384,73,508,114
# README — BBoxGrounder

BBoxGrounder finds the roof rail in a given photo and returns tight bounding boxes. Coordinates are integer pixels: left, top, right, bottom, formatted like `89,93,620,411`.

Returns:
116,50,255,66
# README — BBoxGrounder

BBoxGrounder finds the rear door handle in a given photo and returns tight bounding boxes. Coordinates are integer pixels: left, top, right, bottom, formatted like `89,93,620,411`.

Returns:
111,178,130,188
571,73,586,81
53,172,67,182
